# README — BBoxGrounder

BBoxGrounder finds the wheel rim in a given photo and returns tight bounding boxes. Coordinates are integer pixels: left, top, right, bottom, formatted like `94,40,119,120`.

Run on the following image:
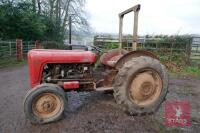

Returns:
129,70,162,107
32,93,63,119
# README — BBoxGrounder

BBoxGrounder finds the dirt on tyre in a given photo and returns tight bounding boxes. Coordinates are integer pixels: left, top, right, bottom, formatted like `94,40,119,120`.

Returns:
113,56,168,115
23,83,67,124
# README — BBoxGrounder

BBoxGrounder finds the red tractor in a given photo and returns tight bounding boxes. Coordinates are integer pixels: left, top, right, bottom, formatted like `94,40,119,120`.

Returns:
24,4,168,124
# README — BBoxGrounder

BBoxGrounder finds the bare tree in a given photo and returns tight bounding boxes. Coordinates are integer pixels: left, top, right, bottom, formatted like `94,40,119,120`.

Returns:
33,0,89,39
37,0,41,14
32,0,36,12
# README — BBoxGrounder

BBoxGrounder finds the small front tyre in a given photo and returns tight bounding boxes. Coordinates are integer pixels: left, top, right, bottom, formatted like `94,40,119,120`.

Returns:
23,84,67,124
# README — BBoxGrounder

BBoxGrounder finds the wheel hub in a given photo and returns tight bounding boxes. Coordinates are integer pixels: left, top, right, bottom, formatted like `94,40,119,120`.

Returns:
141,82,154,96
42,100,55,112
130,70,162,107
32,93,62,119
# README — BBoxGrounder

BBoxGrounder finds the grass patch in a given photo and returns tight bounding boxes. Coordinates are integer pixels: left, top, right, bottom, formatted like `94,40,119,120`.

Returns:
0,58,27,69
169,66,200,79
182,66,200,78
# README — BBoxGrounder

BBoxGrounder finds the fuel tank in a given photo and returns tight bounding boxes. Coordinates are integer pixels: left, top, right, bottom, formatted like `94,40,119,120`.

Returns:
28,49,97,88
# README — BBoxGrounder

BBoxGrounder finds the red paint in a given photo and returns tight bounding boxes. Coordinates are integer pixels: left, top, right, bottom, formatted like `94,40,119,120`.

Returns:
28,49,96,88
164,101,190,127
63,81,79,89
100,49,125,67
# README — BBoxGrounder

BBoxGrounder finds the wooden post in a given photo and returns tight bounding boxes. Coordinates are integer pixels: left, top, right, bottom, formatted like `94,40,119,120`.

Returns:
170,42,174,62
35,40,40,49
16,39,23,61
27,41,30,51
9,42,12,56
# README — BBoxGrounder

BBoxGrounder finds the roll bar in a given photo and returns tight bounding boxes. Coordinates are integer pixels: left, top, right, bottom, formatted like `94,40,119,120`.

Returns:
118,4,141,54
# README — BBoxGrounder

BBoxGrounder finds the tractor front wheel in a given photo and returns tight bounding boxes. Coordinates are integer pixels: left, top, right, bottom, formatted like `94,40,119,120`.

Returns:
113,56,168,115
23,84,67,124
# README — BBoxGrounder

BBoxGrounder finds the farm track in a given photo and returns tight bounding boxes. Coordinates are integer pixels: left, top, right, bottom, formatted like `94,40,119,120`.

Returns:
0,65,199,133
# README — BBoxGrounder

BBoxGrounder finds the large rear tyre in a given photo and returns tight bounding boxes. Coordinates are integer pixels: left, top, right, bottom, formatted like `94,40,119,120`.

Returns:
23,84,67,124
113,56,168,115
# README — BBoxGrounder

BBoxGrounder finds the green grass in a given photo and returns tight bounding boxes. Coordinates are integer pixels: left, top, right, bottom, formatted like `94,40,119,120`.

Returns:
0,58,27,69
169,66,200,79
182,66,200,78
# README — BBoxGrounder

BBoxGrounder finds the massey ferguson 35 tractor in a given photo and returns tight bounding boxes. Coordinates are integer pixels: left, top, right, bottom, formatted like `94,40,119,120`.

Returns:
24,4,168,124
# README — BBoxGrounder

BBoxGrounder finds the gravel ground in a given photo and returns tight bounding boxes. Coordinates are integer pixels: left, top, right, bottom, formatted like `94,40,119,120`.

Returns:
0,65,199,133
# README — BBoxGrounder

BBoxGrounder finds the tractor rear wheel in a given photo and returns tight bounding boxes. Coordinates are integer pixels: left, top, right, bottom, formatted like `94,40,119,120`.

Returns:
23,84,67,124
113,56,168,115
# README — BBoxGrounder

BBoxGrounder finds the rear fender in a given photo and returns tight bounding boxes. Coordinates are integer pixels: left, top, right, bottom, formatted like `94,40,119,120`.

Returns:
100,49,128,67
115,50,159,69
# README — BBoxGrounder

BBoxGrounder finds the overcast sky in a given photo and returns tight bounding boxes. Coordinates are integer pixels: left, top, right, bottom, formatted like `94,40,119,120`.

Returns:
85,0,200,35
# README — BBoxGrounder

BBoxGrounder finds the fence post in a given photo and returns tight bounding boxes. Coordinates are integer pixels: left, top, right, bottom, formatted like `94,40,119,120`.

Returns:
27,41,30,51
35,40,40,49
16,39,23,61
186,38,192,65
9,41,12,56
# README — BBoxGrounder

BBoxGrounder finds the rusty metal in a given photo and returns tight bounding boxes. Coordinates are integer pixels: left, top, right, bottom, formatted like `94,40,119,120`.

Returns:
118,17,123,54
100,49,128,67
45,78,94,82
79,81,96,90
16,39,23,61
118,4,140,54
115,50,159,69
95,87,113,91
129,69,162,107
103,69,118,87
32,93,63,119
133,10,139,50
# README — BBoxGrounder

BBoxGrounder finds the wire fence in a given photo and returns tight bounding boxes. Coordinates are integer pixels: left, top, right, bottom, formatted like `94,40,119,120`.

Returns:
1,36,200,68
0,40,36,59
0,40,37,67
190,37,200,61
94,36,200,69
138,40,191,71
0,41,16,58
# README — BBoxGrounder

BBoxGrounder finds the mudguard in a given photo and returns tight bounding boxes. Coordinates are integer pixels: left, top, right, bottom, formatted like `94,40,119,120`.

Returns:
115,50,159,69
